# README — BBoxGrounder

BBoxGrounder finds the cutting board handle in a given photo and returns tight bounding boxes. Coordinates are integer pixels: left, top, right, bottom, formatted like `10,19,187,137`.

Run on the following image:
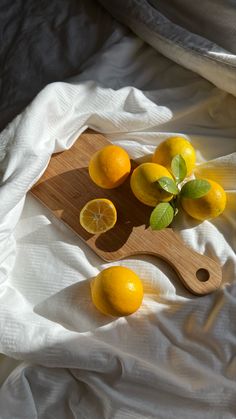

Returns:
136,229,222,295
98,227,222,295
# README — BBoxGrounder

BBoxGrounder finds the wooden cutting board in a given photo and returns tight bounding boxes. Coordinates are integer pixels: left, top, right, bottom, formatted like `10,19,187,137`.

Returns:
31,130,222,295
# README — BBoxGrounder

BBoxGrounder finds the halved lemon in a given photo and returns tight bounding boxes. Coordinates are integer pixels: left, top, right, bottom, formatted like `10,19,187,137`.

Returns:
80,198,117,234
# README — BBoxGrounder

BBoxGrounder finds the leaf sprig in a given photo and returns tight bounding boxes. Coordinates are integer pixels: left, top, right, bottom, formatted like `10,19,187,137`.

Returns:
149,155,211,230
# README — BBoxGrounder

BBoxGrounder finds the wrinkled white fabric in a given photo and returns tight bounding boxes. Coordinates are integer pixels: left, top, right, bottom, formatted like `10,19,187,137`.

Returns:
99,0,236,97
0,33,236,419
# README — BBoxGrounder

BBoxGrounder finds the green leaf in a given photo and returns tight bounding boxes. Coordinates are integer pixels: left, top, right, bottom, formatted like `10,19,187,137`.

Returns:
180,179,211,199
157,177,179,195
171,154,187,183
150,203,174,230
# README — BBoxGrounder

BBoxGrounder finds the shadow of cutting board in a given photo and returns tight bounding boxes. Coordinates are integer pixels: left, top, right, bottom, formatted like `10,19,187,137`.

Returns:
31,130,222,295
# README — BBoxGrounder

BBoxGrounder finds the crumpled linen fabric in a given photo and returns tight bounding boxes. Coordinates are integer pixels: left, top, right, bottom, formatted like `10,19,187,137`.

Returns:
98,0,236,97
0,74,235,418
0,0,121,132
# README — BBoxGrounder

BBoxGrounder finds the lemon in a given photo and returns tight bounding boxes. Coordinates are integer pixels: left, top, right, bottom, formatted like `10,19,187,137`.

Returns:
89,145,131,189
80,198,117,234
130,162,173,207
90,266,143,317
181,179,226,220
152,136,196,176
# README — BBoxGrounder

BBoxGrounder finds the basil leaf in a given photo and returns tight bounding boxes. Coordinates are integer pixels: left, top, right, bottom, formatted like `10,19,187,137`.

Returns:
157,177,178,195
180,179,211,199
150,203,174,230
171,154,187,183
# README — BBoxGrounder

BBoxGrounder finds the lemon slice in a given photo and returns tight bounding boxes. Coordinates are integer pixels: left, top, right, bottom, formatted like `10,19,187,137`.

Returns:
80,198,117,234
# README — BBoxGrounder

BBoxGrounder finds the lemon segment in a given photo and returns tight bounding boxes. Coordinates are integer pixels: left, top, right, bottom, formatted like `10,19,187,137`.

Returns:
80,198,117,234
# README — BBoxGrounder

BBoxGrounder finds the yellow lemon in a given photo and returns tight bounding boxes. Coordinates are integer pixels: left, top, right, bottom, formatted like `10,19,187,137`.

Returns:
80,198,117,234
89,145,131,189
152,136,196,176
90,266,143,317
181,179,226,221
130,162,173,207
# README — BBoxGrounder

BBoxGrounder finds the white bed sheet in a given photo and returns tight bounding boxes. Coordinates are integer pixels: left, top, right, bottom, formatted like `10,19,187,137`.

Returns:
0,30,236,419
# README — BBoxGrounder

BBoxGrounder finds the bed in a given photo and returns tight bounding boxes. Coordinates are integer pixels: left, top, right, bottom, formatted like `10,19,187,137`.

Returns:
0,1,236,418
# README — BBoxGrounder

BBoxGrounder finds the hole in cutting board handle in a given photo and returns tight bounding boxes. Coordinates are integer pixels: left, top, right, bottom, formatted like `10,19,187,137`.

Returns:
196,268,210,282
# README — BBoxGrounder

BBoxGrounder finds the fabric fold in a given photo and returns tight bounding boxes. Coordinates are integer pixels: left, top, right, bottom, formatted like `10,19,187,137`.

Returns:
98,0,236,97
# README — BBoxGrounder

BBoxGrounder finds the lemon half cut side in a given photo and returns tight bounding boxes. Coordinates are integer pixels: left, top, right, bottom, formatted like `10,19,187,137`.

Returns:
80,198,117,234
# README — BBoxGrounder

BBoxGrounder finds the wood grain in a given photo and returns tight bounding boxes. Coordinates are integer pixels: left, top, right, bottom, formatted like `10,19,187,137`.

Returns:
31,130,222,295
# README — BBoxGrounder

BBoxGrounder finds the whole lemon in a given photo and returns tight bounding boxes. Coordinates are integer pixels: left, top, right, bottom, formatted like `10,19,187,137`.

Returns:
130,162,173,207
90,266,143,317
181,179,226,221
152,136,196,176
89,145,131,189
